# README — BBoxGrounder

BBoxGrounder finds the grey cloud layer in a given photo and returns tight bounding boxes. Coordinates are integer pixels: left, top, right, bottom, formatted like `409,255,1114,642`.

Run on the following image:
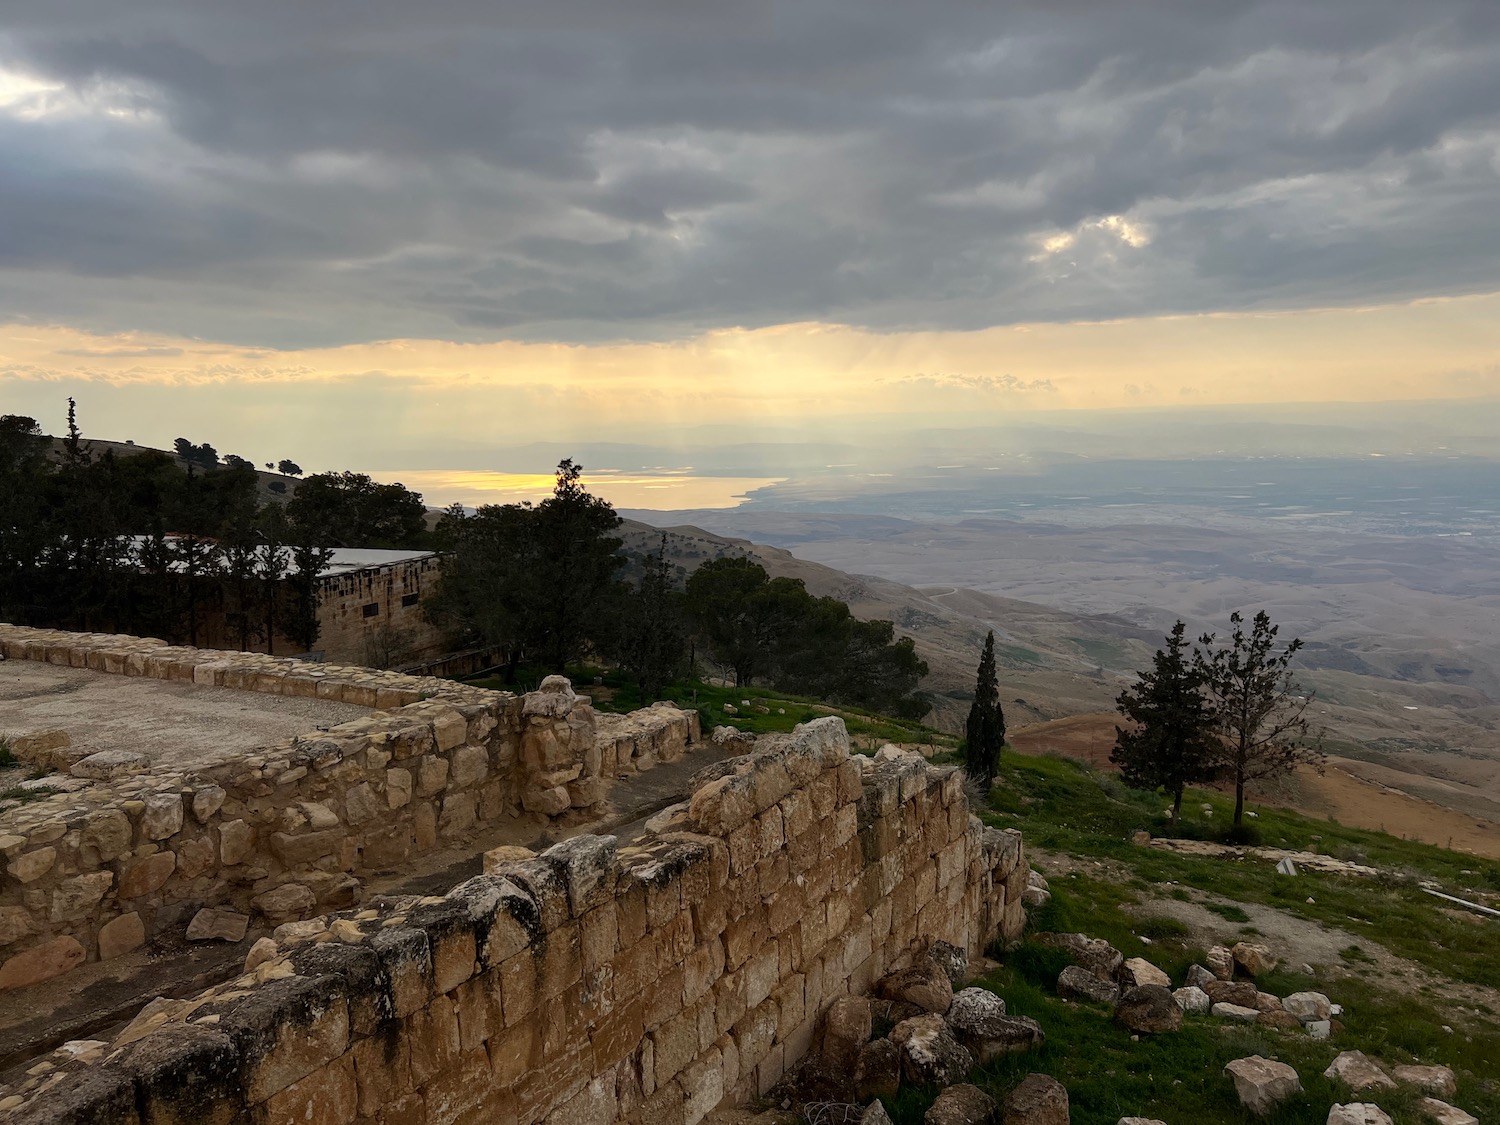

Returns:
2,0,1499,346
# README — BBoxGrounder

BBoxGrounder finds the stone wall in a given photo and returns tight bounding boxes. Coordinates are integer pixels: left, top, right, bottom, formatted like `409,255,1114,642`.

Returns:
7,717,1027,1125
0,626,698,991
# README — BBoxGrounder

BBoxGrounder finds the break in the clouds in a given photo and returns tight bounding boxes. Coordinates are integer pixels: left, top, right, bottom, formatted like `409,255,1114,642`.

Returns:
2,0,1499,348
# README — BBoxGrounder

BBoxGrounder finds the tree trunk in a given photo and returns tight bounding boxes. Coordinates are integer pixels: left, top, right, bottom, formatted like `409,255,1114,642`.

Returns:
1233,769,1246,826
1171,785,1183,828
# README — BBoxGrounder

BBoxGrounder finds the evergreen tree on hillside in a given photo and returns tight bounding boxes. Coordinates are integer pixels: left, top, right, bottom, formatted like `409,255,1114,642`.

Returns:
965,631,1005,790
1196,610,1324,827
1110,621,1221,827
616,535,688,701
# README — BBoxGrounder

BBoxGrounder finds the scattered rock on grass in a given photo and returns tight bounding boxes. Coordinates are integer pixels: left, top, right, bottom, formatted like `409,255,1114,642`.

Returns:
855,1039,902,1102
1120,958,1170,988
879,959,956,1015
890,1013,974,1086
1418,1098,1478,1125
1001,1073,1069,1125
1202,980,1260,1007
1232,941,1278,976
1206,945,1235,980
1035,932,1124,981
1172,986,1210,1014
1224,1056,1302,1116
947,989,1045,1060
1115,985,1182,1034
1392,1065,1457,1099
862,1102,896,1125
927,1083,997,1125
1185,963,1216,989
1324,1051,1396,1092
1257,1010,1303,1031
1057,965,1120,1005
1282,991,1332,1022
1212,1002,1261,1023
1327,1105,1393,1125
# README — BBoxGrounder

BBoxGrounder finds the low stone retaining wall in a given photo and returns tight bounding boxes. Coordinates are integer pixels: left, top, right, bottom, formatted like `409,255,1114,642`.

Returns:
7,717,1026,1125
0,626,697,992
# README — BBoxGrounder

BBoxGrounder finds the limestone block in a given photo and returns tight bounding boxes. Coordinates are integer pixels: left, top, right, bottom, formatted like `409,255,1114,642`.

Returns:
927,1084,996,1125
70,749,149,779
141,793,185,841
219,819,255,865
1327,1105,1393,1125
1324,1051,1396,1092
1224,1055,1302,1115
439,792,477,838
254,883,318,924
0,906,34,947
386,767,413,808
192,785,227,823
50,871,115,923
344,782,381,826
0,935,86,989
118,850,177,898
1418,1098,1478,1125
1120,957,1171,988
450,744,489,788
176,835,216,880
432,710,469,752
1232,941,1277,976
82,809,134,861
8,846,57,883
418,756,450,796
1282,991,1332,1022
1001,1073,1068,1125
522,785,571,816
187,907,250,942
239,983,351,1104
270,829,343,865
1392,1064,1457,1099
97,912,146,960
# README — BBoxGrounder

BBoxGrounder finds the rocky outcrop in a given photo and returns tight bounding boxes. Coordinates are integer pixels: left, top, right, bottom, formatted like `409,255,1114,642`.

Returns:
1001,1074,1069,1125
1324,1051,1396,1092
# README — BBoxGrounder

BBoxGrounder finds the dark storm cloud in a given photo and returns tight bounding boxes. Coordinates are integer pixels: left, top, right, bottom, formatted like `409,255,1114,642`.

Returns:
1,0,1498,346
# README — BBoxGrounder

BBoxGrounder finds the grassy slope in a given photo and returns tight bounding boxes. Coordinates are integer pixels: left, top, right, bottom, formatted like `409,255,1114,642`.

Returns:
878,753,1500,1124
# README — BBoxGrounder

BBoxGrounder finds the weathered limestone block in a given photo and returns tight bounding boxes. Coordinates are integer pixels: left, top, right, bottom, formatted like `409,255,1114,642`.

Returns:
219,819,255,865
344,782,381,826
176,835,217,879
141,793,185,841
1001,1073,1068,1125
1225,1056,1302,1115
118,850,177,898
386,767,413,808
192,785,226,823
50,871,115,922
0,905,34,947
187,907,250,942
0,934,86,989
254,883,318,925
82,809,134,861
98,912,146,960
8,846,57,883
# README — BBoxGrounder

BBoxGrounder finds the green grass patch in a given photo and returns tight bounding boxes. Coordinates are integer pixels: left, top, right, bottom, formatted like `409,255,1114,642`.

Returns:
876,875,1500,1125
1206,902,1253,923
0,738,15,768
0,785,56,804
984,753,1500,990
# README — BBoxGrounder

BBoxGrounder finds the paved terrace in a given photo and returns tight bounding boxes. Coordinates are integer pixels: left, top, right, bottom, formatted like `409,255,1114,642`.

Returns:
1,659,371,772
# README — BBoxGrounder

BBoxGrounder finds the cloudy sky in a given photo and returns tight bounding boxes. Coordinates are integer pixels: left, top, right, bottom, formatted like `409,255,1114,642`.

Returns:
2,0,1498,499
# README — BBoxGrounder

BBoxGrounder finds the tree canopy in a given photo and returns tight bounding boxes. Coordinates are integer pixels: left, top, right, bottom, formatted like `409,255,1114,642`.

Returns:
1110,620,1221,826
965,631,1005,789
286,471,428,549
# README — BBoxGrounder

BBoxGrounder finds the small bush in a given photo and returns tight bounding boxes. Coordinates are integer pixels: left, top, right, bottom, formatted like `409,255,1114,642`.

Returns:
0,739,15,768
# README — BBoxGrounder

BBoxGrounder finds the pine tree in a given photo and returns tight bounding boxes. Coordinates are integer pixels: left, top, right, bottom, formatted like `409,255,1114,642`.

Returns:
1110,621,1221,827
965,631,1005,790
1196,610,1324,826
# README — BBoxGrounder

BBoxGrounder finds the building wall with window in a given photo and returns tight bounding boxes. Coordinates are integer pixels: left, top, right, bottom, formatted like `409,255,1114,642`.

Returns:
311,552,447,666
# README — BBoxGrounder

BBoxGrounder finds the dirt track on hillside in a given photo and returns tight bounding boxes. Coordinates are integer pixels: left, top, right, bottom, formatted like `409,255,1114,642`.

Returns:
1011,713,1500,861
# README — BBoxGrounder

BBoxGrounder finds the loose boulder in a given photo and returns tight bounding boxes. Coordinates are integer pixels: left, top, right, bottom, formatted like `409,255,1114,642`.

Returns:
1327,1106,1393,1125
1212,1002,1262,1023
1224,1056,1302,1116
1120,958,1170,989
927,940,970,987
823,995,873,1071
1324,1051,1396,1092
890,1013,974,1087
1172,986,1210,1015
1232,941,1278,976
1115,985,1182,1035
1256,1010,1303,1031
879,959,956,1015
1392,1065,1457,1099
863,1103,896,1125
1282,991,1333,1023
946,990,1045,1061
1418,1098,1478,1125
1202,979,1260,1007
1034,932,1124,981
1001,1074,1069,1125
855,1038,902,1103
927,1084,997,1125
1057,965,1120,1006
1205,945,1235,980
1185,963,1216,990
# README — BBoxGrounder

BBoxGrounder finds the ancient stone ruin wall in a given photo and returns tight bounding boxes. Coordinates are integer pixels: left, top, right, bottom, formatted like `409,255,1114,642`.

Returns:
9,717,1026,1125
312,555,447,665
0,626,698,991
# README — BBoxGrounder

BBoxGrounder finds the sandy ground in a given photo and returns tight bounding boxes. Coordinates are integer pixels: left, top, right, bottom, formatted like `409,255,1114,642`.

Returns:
0,661,370,770
1011,713,1500,862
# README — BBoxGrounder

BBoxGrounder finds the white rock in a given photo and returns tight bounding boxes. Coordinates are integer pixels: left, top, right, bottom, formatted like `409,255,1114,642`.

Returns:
1327,1105,1393,1125
1172,986,1211,1014
1307,1020,1332,1040
1121,957,1171,988
1212,1002,1262,1022
1393,1065,1457,1100
1224,1056,1302,1116
1325,1051,1396,1092
1282,991,1332,1022
1418,1098,1478,1125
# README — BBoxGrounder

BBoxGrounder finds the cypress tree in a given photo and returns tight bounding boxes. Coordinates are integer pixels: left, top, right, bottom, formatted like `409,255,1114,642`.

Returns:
965,630,1005,790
